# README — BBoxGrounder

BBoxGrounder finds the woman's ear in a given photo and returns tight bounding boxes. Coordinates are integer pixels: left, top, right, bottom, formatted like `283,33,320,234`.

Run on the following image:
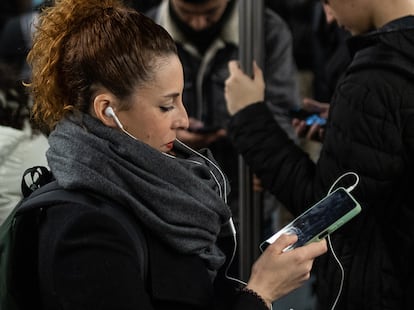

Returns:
93,93,118,128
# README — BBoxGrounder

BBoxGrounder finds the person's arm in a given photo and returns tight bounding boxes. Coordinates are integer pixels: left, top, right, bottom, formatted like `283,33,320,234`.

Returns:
225,60,328,214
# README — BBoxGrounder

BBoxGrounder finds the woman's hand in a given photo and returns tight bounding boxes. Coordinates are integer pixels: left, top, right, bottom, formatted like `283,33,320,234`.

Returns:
246,234,327,307
225,60,265,115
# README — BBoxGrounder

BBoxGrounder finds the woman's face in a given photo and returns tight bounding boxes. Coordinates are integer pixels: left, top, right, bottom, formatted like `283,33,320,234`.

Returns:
325,0,374,35
117,55,189,153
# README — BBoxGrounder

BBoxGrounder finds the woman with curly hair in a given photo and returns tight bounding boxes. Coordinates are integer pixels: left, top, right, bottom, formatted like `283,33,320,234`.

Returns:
24,0,327,309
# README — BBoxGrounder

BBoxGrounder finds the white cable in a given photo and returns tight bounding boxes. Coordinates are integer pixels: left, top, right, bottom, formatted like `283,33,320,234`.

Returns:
327,171,359,194
120,127,140,141
175,138,228,203
185,159,225,202
223,222,275,310
224,227,246,286
327,234,344,310
106,108,140,141
326,171,359,310
116,127,229,203
171,142,272,306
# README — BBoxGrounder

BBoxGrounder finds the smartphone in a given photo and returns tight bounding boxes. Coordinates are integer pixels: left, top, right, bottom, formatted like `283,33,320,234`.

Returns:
290,109,327,127
260,187,361,252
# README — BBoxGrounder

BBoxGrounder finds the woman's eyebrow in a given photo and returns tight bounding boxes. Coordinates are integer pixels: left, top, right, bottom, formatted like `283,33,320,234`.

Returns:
162,92,180,99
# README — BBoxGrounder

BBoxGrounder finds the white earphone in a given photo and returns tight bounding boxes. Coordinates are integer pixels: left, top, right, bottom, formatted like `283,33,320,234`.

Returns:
105,106,124,130
105,106,139,140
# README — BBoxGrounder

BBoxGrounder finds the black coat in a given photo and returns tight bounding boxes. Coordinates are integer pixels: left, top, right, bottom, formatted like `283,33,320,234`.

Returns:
228,16,414,310
38,201,267,310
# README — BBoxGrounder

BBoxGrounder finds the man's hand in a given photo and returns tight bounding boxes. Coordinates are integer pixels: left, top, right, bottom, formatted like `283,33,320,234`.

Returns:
225,60,265,115
292,98,329,142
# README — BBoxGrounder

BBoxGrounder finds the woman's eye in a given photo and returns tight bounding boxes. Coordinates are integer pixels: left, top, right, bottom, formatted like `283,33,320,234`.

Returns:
160,106,174,112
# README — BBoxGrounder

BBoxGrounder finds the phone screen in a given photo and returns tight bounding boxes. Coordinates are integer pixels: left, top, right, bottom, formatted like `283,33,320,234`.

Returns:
261,188,361,251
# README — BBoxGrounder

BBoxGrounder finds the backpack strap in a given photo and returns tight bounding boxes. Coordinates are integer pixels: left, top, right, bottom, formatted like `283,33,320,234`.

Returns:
18,180,148,281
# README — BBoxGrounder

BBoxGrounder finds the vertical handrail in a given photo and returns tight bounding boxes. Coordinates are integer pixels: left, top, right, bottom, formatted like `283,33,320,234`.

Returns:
238,0,264,282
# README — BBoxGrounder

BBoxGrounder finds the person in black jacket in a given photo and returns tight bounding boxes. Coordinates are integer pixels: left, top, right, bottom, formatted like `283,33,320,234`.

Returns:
224,0,414,309
25,0,327,309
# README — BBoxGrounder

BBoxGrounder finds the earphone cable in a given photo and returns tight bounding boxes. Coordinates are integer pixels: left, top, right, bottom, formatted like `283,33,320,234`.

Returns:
326,171,359,310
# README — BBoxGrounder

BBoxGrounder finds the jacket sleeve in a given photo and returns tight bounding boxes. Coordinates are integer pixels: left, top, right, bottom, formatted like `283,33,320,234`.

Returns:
228,102,322,216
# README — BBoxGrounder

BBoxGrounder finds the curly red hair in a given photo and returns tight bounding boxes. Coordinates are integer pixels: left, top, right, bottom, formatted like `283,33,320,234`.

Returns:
27,0,177,134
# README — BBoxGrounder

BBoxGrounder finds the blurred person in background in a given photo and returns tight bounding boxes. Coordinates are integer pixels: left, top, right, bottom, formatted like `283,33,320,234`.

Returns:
0,0,54,80
0,61,48,225
0,0,33,33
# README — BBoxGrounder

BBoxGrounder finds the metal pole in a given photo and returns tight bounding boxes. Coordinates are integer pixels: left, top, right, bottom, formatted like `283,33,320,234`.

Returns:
238,0,264,282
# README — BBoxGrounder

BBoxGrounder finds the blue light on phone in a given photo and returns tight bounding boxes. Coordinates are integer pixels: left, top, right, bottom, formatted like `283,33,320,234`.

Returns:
306,114,327,126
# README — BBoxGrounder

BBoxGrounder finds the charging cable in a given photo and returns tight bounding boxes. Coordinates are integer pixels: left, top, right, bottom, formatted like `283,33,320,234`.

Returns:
326,171,359,310
225,171,358,310
328,171,359,194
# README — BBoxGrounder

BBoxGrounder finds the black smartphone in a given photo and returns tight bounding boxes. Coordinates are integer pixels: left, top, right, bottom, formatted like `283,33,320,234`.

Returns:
260,187,361,252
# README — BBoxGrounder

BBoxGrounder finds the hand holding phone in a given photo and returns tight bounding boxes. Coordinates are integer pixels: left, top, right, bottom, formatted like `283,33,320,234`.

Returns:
260,187,362,252
290,109,327,127
291,99,329,141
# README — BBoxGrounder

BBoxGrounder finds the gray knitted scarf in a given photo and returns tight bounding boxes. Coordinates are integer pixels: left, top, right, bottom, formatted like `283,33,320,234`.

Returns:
46,113,232,276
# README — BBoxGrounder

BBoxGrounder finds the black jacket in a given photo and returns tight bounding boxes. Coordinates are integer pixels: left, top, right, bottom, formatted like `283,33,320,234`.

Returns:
228,16,414,310
38,201,267,310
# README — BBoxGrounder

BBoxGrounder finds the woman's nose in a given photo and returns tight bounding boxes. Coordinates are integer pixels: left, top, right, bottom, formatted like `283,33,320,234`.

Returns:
174,105,189,130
